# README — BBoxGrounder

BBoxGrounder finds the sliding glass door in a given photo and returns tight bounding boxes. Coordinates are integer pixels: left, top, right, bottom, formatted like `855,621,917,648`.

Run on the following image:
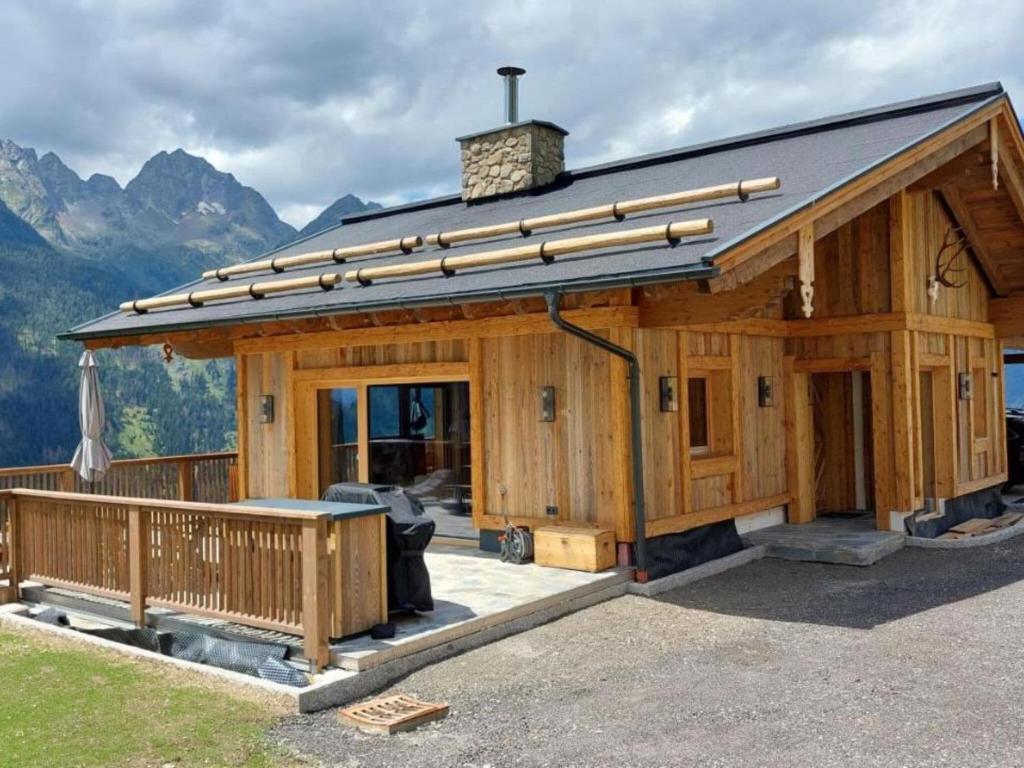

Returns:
316,387,359,488
315,381,471,515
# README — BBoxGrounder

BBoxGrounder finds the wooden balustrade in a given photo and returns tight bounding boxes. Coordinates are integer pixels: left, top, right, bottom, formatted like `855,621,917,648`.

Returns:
0,452,236,589
0,451,238,502
0,488,359,670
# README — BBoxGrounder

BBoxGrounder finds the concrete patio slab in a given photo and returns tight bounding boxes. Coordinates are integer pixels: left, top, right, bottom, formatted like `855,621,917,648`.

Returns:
331,545,630,671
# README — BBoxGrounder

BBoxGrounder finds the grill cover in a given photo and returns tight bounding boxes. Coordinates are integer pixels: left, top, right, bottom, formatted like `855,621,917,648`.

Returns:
322,482,435,613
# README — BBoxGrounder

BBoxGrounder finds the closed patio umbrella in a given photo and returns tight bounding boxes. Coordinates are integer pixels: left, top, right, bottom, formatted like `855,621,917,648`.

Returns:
70,350,113,483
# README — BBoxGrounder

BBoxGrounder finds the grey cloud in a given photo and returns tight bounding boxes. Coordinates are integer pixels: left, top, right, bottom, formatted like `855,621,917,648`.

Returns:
1,0,1020,227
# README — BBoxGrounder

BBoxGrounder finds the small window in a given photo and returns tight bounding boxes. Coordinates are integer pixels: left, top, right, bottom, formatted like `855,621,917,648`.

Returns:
688,377,710,455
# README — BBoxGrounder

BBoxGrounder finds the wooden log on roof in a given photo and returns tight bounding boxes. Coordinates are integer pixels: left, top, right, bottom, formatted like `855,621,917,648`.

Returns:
347,218,714,285
121,273,341,314
426,177,778,247
200,236,423,280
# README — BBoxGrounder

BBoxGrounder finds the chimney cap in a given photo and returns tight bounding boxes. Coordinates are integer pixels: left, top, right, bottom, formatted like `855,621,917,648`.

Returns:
497,66,526,77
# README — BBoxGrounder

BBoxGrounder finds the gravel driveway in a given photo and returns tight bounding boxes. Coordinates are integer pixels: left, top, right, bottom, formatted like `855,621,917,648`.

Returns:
271,538,1024,767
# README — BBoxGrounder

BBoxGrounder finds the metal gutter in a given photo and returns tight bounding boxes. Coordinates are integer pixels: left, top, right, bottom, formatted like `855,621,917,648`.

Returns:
59,262,719,341
544,291,648,581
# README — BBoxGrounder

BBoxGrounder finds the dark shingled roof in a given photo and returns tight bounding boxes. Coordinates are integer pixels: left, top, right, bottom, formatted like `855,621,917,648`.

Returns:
64,83,1006,341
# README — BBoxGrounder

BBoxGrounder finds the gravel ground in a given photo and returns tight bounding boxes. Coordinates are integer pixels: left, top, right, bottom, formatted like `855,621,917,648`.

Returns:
271,538,1024,767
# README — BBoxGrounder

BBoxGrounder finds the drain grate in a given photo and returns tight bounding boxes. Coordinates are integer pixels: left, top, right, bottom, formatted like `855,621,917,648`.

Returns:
339,694,449,734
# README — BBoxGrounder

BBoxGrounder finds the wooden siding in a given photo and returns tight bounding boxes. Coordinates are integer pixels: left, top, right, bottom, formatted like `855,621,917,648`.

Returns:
235,184,1009,540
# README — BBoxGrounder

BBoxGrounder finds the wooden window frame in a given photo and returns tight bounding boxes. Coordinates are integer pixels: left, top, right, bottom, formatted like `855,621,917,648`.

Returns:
292,362,470,499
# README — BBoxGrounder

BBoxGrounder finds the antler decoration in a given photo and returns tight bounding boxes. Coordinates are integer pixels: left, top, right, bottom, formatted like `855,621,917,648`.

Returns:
934,224,970,289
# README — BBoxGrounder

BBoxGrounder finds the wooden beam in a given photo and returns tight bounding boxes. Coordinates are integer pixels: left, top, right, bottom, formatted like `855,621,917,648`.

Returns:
794,357,873,373
291,361,469,385
989,294,1024,338
236,306,639,355
991,119,1000,191
995,125,1024,230
705,234,797,294
797,224,814,318
644,493,790,538
939,185,1011,296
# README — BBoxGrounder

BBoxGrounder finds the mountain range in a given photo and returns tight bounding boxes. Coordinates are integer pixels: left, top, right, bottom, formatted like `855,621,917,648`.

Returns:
0,138,376,465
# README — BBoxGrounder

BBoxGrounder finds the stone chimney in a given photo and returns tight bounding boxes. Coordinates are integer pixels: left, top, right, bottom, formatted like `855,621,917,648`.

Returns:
457,67,568,201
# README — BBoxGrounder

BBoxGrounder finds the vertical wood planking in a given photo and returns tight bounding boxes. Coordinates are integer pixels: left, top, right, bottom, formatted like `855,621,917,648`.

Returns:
468,336,487,532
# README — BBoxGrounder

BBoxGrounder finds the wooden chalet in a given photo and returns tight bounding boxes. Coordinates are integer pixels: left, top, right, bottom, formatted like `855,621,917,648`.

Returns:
6,79,1023,669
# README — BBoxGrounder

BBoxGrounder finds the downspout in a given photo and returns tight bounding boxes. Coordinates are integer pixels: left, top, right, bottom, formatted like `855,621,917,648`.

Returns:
544,292,648,581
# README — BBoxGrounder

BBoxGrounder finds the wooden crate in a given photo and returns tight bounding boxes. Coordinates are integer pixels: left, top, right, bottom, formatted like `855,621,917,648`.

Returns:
534,527,616,572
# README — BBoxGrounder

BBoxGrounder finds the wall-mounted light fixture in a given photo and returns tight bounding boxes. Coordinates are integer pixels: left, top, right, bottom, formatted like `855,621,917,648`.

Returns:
758,376,775,408
259,394,275,423
539,386,556,422
958,372,973,401
659,376,679,412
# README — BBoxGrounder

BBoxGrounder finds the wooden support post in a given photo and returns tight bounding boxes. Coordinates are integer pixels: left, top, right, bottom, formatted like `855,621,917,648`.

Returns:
177,460,194,502
798,224,814,318
870,351,895,530
677,332,693,516
58,467,75,493
468,337,487,529
609,327,635,543
932,360,957,499
127,504,147,627
227,461,240,503
5,498,20,602
729,336,744,503
783,357,814,523
356,383,370,484
235,353,249,501
301,517,330,672
891,330,916,519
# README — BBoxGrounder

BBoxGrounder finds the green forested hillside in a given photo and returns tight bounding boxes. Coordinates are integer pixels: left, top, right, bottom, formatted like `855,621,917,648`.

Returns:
0,139,388,468
0,236,236,465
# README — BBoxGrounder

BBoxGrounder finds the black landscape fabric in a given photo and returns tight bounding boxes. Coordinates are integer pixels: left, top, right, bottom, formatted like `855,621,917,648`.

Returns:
645,519,745,581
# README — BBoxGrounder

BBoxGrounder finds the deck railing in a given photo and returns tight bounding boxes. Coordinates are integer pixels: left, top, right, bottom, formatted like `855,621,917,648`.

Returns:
0,488,336,670
0,452,237,587
0,451,238,502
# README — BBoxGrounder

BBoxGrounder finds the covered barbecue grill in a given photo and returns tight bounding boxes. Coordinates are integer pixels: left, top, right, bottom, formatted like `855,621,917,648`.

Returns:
322,482,435,612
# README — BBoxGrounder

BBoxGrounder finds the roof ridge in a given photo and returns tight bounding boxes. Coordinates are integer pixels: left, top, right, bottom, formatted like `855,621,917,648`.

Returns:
338,82,1003,227
570,81,1004,178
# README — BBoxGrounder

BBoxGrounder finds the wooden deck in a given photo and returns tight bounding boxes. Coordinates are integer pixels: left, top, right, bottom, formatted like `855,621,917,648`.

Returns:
0,452,386,671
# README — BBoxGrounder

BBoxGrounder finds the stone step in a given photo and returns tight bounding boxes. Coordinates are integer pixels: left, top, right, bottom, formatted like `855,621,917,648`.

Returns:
743,520,905,566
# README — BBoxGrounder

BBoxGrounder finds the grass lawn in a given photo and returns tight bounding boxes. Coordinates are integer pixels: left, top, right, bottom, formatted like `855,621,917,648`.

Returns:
0,625,299,767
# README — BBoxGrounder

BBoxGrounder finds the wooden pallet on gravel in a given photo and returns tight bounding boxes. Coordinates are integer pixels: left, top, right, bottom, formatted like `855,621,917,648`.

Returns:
938,513,1024,540
339,694,449,735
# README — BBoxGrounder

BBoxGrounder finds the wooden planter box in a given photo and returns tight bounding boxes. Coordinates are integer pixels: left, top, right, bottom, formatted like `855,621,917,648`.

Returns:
534,526,616,572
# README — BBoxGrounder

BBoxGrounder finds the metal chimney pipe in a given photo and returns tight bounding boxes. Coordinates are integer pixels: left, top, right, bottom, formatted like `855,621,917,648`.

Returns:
497,66,526,124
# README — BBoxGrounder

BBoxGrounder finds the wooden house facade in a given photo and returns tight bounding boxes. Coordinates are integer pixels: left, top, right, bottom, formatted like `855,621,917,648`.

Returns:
65,82,1024,579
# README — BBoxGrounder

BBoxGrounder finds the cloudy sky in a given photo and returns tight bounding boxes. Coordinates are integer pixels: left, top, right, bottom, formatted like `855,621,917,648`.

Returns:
2,0,1022,228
